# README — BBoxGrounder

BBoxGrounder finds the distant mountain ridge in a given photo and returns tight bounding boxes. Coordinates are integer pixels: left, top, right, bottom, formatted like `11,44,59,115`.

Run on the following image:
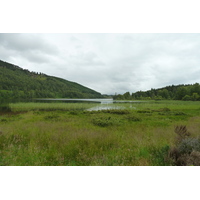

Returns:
0,60,102,100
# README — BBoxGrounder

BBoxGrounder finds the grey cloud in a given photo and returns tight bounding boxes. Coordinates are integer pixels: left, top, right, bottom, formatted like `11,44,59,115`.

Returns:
70,36,81,43
1,33,200,94
0,33,59,65
0,33,58,54
68,51,105,67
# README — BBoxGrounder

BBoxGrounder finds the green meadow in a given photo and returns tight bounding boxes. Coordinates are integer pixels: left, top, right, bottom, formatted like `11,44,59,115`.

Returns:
0,100,200,166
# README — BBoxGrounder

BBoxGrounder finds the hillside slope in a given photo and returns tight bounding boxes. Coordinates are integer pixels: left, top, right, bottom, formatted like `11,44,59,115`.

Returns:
0,60,102,100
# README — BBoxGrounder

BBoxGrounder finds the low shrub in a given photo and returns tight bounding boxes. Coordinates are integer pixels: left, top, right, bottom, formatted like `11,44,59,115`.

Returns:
125,115,141,122
0,104,11,112
158,111,186,116
101,109,130,115
177,138,200,154
137,110,152,114
44,113,59,121
153,107,171,112
0,118,8,122
69,110,80,115
173,112,186,116
168,125,200,166
92,116,122,127
171,150,200,166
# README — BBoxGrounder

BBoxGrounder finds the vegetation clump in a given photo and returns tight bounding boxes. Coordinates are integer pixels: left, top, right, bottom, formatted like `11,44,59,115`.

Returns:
137,110,152,114
44,113,60,121
92,116,123,127
169,125,200,166
125,115,141,122
0,104,11,112
100,109,130,115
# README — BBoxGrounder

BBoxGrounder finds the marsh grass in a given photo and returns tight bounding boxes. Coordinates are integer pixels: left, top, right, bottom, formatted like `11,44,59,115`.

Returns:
0,100,200,165
10,102,97,112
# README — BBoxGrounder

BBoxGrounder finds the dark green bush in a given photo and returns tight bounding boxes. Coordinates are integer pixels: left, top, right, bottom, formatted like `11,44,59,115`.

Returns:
101,109,130,115
44,113,59,121
173,112,186,116
0,118,8,122
137,110,152,114
125,115,141,122
92,116,122,127
0,104,11,112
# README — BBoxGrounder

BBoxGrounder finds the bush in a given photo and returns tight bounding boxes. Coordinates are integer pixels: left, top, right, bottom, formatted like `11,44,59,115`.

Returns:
137,110,152,114
177,138,200,154
44,113,59,121
92,116,122,127
101,109,130,115
182,95,191,101
0,104,11,112
176,151,200,166
125,115,141,122
168,125,200,166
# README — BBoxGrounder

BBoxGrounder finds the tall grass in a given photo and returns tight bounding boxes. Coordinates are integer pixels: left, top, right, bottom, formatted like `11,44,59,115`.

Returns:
0,100,200,165
10,102,98,112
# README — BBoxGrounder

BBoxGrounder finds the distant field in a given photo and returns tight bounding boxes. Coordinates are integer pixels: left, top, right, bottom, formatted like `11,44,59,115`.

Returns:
0,100,200,166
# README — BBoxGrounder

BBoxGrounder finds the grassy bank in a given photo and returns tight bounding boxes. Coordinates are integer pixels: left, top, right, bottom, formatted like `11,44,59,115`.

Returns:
0,101,200,165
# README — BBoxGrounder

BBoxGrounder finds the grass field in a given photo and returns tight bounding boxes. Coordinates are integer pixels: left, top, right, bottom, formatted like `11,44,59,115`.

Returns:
0,100,200,166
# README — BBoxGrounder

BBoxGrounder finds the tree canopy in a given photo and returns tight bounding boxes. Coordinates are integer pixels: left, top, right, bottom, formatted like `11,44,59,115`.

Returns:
114,83,200,101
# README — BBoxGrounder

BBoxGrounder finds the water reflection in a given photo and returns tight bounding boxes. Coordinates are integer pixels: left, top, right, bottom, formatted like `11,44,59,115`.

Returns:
87,105,124,111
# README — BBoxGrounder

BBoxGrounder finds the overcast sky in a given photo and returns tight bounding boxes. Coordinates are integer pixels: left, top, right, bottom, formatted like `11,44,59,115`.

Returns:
0,33,200,94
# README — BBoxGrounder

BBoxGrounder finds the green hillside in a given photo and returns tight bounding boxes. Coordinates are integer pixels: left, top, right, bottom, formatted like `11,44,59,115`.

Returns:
0,60,102,100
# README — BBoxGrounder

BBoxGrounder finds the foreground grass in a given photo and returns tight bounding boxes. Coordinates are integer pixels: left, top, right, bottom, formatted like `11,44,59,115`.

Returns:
0,101,200,166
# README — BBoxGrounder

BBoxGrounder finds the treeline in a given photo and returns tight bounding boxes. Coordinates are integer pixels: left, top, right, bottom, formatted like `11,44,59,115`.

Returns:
113,83,200,101
0,60,102,101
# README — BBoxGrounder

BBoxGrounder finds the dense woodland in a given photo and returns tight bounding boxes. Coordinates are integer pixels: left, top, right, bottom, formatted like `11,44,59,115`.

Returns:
0,60,102,101
113,83,200,101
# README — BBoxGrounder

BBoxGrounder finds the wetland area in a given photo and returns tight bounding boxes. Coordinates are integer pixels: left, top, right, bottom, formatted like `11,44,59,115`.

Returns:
1,99,200,166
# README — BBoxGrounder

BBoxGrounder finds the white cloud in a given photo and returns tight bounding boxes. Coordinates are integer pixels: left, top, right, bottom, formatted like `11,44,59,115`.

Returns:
1,33,200,94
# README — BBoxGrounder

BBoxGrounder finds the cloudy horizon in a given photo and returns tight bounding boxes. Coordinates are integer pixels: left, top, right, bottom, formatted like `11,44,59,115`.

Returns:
0,33,200,95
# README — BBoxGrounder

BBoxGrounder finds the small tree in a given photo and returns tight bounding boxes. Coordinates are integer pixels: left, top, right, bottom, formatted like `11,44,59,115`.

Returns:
123,92,131,100
182,95,191,101
191,93,199,101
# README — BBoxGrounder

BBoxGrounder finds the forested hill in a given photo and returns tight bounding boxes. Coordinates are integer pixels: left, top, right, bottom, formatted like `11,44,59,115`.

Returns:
0,60,102,100
114,83,200,101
